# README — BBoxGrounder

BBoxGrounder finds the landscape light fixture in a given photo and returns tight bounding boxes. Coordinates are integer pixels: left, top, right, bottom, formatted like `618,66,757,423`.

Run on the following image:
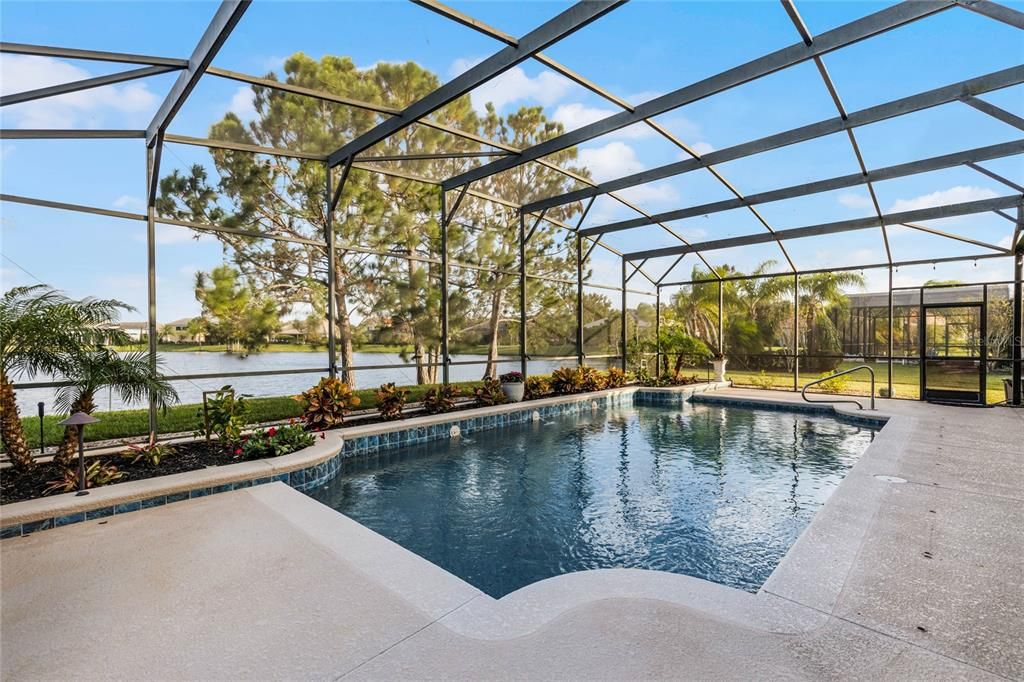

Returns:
57,412,100,495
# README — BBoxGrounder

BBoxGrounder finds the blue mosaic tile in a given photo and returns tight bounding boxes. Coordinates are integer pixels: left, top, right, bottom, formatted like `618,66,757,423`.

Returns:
188,487,212,499
22,518,53,534
165,491,189,504
113,500,142,514
272,472,289,483
85,506,114,520
1,524,22,539
141,496,166,509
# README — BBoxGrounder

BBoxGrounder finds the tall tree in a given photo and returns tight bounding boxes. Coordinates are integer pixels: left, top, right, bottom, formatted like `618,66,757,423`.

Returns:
194,265,281,352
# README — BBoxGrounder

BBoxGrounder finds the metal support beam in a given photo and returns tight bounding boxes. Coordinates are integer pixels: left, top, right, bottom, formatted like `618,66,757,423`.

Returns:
328,0,625,167
145,147,158,436
325,165,337,379
887,265,894,398
1013,206,1023,405
165,133,326,161
0,129,145,140
579,139,1024,237
962,95,1024,131
621,259,628,371
441,183,469,385
718,280,725,357
956,0,1024,29
1,65,177,107
0,41,188,67
577,232,585,367
146,0,250,146
899,221,1010,253
793,274,800,392
519,212,528,378
654,286,661,375
965,161,1024,192
357,150,513,162
625,195,1024,261
521,66,1024,213
444,0,956,190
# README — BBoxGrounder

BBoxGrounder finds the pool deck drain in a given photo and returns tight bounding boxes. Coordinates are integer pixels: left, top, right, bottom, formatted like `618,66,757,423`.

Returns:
2,389,1021,680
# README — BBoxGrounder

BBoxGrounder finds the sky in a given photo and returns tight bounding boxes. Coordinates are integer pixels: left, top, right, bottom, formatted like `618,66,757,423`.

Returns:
1,0,1022,323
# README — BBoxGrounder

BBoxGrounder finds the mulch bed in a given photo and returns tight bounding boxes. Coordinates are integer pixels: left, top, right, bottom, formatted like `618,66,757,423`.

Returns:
0,440,237,506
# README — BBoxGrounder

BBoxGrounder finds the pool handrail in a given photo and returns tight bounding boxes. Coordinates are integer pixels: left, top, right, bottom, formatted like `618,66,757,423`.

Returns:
801,365,875,411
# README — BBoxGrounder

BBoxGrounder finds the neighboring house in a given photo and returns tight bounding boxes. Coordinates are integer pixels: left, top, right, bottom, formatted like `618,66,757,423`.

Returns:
273,319,328,344
104,321,148,344
160,318,205,344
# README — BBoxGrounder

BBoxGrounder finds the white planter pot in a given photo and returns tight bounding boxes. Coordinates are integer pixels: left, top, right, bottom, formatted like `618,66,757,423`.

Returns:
501,382,525,403
712,358,728,383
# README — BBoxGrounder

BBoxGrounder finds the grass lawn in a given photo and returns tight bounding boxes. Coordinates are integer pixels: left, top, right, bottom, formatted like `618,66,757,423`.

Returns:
727,360,1011,404
16,379,487,449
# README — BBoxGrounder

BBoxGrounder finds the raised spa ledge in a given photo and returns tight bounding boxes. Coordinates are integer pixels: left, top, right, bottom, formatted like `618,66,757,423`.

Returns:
1,382,731,536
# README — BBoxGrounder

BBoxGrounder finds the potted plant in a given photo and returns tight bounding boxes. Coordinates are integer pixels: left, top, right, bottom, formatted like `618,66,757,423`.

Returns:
499,371,525,402
711,352,728,383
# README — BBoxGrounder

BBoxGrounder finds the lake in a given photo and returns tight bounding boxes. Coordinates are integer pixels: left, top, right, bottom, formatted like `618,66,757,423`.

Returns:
13,351,614,414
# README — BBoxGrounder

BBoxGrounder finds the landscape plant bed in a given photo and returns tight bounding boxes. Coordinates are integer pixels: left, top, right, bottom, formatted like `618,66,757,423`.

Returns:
0,440,241,505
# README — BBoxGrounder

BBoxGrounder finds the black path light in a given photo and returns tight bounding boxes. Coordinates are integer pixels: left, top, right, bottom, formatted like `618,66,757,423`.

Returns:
57,412,100,496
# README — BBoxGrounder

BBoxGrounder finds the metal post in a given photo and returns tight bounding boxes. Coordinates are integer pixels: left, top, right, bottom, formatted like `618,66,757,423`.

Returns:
982,283,989,406
37,402,44,455
655,286,661,376
441,190,450,385
325,164,337,379
1013,236,1023,406
519,212,528,378
888,265,894,398
145,144,158,436
620,258,627,372
717,279,724,355
76,427,86,495
576,232,584,367
793,273,799,392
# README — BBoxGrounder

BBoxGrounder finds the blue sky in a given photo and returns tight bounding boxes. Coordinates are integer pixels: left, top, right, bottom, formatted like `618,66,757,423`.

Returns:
1,0,1022,322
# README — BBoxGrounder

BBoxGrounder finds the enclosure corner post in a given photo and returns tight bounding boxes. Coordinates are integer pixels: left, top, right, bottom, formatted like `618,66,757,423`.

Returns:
793,273,799,392
440,188,450,386
620,258,627,372
519,211,528,378
887,265,894,398
717,278,724,356
1013,204,1023,405
325,163,337,380
655,285,661,376
576,232,584,367
145,143,158,436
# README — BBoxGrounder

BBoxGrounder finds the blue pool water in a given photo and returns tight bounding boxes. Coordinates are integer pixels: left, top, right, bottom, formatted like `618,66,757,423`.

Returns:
309,402,877,598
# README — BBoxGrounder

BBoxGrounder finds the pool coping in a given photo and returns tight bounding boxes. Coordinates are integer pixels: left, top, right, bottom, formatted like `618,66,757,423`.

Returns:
0,382,729,535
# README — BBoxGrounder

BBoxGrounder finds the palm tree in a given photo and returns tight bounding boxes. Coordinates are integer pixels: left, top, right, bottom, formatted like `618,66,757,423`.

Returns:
670,266,735,354
798,271,865,368
0,286,132,471
53,350,178,467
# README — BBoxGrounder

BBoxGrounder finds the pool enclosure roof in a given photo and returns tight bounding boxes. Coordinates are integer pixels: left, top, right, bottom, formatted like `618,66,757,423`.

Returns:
2,0,1022,289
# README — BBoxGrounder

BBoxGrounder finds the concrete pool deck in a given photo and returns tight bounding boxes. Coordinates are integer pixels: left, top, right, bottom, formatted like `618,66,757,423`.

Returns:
2,389,1022,679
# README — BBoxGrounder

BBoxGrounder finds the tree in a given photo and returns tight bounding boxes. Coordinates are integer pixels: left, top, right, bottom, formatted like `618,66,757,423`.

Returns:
54,350,178,466
0,286,132,471
194,265,280,352
798,271,865,370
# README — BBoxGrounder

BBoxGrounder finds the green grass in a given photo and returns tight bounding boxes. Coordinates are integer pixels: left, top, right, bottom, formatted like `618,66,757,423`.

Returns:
16,379,488,449
726,360,1012,404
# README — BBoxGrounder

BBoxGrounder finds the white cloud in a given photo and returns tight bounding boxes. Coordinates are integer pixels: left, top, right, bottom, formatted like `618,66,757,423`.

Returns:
889,185,997,214
577,141,644,182
838,192,873,210
1,143,13,160
113,195,145,211
451,57,576,113
689,141,715,156
0,55,157,128
577,142,679,207
229,86,257,121
553,103,652,140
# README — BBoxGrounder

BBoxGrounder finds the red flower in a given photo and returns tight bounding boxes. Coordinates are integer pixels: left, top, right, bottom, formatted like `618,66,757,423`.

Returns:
234,448,243,456
267,427,277,437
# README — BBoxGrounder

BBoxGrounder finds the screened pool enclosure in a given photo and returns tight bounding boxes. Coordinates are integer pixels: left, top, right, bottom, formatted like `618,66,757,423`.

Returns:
2,0,1022,431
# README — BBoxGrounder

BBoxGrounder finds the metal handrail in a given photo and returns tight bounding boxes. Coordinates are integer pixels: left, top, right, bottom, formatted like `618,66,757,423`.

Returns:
801,365,875,410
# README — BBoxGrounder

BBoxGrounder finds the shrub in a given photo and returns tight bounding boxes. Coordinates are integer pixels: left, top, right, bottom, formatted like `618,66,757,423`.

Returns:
375,382,410,420
44,460,124,495
499,371,523,384
580,366,606,392
198,386,249,447
296,377,360,429
473,378,507,406
121,433,174,467
550,367,585,395
815,371,851,394
604,367,628,388
422,384,460,414
524,376,552,400
237,424,315,460
750,370,776,390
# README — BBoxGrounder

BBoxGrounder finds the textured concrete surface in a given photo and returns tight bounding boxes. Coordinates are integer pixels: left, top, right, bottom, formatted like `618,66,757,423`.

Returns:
2,393,1021,680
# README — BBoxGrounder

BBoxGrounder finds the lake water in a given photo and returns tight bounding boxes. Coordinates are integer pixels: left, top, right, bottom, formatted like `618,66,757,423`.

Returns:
13,351,616,414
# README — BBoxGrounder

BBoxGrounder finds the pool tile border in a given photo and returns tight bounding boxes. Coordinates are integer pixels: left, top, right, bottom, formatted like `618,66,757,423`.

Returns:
6,385,734,538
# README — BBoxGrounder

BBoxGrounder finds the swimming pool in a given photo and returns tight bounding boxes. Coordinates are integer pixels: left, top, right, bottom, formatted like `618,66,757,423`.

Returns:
309,401,878,598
